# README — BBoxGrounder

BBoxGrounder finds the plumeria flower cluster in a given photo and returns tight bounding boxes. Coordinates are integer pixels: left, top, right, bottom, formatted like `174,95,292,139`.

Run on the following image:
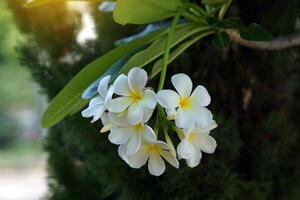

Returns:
82,67,217,176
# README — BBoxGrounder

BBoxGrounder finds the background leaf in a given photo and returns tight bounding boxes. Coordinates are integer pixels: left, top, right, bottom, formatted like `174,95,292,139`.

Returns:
202,0,226,6
212,31,230,48
119,24,210,74
150,31,214,79
240,23,273,41
113,0,183,25
222,17,245,30
41,29,166,128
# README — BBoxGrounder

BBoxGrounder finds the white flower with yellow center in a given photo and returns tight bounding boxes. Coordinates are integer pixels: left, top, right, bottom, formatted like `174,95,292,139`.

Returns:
119,140,179,176
108,67,157,125
82,75,113,123
177,121,217,168
157,73,213,129
104,109,156,155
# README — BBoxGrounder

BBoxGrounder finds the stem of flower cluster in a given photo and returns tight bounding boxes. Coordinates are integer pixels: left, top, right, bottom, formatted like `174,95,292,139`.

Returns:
157,9,183,92
154,9,183,134
218,0,233,20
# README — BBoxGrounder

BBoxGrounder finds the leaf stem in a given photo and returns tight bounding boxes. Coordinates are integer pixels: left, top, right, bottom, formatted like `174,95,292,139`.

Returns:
218,0,233,20
157,9,183,91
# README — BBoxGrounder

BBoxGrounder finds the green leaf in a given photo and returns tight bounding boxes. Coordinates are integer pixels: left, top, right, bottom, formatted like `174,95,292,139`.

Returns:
202,0,226,6
222,17,245,30
240,23,273,41
113,0,183,25
150,31,214,79
41,29,167,128
212,31,230,49
120,24,210,74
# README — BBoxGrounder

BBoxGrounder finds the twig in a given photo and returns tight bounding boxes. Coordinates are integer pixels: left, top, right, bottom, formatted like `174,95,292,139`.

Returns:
225,29,300,51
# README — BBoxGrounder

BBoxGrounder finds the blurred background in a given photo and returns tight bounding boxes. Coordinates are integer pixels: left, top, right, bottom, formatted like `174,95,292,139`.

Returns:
0,1,47,200
1,0,300,200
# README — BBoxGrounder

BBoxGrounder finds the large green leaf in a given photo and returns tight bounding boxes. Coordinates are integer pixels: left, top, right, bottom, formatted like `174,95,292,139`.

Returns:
119,24,210,74
113,0,183,25
41,29,166,128
150,30,214,79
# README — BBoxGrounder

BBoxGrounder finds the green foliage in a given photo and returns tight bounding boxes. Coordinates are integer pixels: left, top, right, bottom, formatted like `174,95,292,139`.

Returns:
41,29,166,128
151,31,214,78
120,24,208,74
211,31,229,48
240,23,273,41
202,0,226,6
113,0,183,25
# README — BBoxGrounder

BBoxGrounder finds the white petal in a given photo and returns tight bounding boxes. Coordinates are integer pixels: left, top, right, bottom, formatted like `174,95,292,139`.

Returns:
189,85,211,107
175,108,195,129
182,123,196,138
142,125,156,142
128,67,147,93
160,151,179,168
89,96,104,106
91,107,105,122
108,127,131,145
148,154,166,176
194,120,218,135
126,133,141,155
171,73,193,98
142,108,153,122
127,147,149,168
118,144,129,164
166,108,177,120
190,107,213,128
127,103,143,125
157,90,180,109
104,85,114,109
109,97,132,113
100,112,110,126
194,135,217,154
140,89,157,109
108,111,130,126
81,104,106,123
113,74,131,96
97,75,111,98
177,139,198,160
156,141,170,150
186,150,202,168
99,1,116,12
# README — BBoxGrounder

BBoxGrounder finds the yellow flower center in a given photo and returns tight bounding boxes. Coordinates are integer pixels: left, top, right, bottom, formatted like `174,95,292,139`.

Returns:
130,91,143,103
134,123,144,132
187,132,197,142
145,144,162,154
179,97,191,110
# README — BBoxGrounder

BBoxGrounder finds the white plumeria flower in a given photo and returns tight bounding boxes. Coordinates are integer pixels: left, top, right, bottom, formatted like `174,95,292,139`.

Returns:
157,73,213,129
119,140,179,176
109,67,157,125
82,75,114,123
106,109,156,155
177,121,217,168
98,1,116,12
